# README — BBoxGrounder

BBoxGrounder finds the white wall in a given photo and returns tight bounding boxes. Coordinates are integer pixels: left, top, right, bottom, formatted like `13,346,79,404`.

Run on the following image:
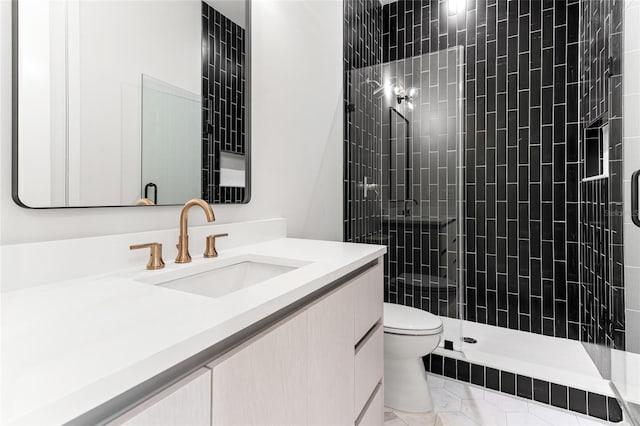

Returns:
0,0,343,245
18,0,202,207
75,0,201,206
16,0,55,207
206,0,247,28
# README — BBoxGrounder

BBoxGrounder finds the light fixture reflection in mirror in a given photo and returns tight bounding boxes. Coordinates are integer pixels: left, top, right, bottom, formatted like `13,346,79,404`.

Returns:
394,85,419,110
384,79,393,98
448,0,466,16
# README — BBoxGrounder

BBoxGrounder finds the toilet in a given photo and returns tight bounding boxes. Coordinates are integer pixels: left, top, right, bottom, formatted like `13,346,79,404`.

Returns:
383,302,444,413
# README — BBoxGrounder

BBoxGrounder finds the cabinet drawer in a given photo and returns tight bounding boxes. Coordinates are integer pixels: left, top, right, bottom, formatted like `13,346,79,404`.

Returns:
354,324,383,418
353,262,383,344
356,383,383,426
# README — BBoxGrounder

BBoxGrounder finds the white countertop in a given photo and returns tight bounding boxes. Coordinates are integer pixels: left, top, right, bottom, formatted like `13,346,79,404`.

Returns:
1,237,385,425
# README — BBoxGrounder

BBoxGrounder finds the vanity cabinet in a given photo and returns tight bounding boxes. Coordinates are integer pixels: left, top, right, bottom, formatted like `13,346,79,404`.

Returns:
107,260,383,426
209,260,384,425
108,368,212,426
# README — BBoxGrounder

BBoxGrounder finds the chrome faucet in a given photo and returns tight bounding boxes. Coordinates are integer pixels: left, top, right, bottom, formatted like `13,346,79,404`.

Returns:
176,198,215,263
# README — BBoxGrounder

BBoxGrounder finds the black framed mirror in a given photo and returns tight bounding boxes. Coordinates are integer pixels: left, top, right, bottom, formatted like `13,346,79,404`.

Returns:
12,0,250,208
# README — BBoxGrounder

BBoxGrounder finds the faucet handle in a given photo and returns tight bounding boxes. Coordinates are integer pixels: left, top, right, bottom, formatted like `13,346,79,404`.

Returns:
204,233,228,258
130,242,165,270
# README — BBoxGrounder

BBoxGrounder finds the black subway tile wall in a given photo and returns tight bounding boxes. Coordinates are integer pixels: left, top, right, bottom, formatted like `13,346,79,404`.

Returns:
579,0,626,374
471,363,484,386
381,0,580,339
202,1,247,203
501,371,516,395
424,353,623,422
569,387,588,415
533,379,550,404
344,0,629,402
516,374,532,399
486,366,500,391
457,359,470,382
551,383,569,410
343,0,384,244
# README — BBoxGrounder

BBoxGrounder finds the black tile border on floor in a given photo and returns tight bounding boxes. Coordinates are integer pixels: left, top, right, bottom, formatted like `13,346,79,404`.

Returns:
424,354,624,423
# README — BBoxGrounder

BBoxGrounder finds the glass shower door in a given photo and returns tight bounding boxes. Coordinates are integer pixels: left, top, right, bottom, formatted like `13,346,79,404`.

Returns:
380,46,466,349
345,44,465,349
141,74,201,205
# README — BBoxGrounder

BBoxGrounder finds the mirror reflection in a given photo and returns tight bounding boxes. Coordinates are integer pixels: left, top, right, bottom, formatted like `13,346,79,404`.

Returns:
15,0,249,208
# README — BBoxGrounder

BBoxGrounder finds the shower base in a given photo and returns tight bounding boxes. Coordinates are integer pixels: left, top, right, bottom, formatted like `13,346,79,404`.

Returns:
436,318,611,395
423,318,626,422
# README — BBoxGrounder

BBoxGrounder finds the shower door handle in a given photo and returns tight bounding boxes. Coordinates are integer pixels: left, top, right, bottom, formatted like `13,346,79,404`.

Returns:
632,170,640,227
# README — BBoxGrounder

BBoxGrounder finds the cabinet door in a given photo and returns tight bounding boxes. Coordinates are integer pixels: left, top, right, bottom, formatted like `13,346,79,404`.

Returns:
109,368,211,426
210,310,308,425
307,284,355,425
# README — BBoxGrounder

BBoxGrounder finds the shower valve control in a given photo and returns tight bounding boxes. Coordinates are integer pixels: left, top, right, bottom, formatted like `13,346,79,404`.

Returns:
362,177,379,199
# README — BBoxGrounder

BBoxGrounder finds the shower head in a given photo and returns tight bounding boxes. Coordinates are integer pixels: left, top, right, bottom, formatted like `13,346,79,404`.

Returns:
364,78,386,96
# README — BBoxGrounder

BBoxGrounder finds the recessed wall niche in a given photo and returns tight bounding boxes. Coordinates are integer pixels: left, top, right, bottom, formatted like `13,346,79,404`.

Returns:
583,117,609,181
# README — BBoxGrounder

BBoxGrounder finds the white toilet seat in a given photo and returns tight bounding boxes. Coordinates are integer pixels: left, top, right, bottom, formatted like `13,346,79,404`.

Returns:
383,303,443,336
384,325,443,336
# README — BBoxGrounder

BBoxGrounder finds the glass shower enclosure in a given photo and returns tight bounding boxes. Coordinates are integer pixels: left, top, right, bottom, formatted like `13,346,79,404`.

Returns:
141,74,201,205
346,46,466,348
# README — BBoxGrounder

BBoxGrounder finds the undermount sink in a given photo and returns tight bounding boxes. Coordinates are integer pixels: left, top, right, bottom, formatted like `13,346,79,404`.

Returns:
135,256,307,299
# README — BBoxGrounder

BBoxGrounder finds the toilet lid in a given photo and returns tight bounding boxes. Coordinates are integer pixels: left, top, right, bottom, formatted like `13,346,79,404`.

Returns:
384,303,443,336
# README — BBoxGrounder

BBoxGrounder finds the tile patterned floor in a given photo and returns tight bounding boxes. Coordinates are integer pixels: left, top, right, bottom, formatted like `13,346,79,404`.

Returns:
384,374,629,426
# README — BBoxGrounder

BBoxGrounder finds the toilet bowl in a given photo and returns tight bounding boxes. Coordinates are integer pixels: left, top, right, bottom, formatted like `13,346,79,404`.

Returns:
383,302,443,413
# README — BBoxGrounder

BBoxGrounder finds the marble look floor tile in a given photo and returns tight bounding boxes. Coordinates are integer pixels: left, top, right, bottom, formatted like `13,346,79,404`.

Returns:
388,375,612,426
428,374,446,389
483,389,530,413
506,412,553,426
385,418,410,426
393,409,438,426
526,403,580,426
432,388,463,412
575,415,610,426
444,380,486,401
386,411,401,421
435,412,480,426
460,399,508,426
